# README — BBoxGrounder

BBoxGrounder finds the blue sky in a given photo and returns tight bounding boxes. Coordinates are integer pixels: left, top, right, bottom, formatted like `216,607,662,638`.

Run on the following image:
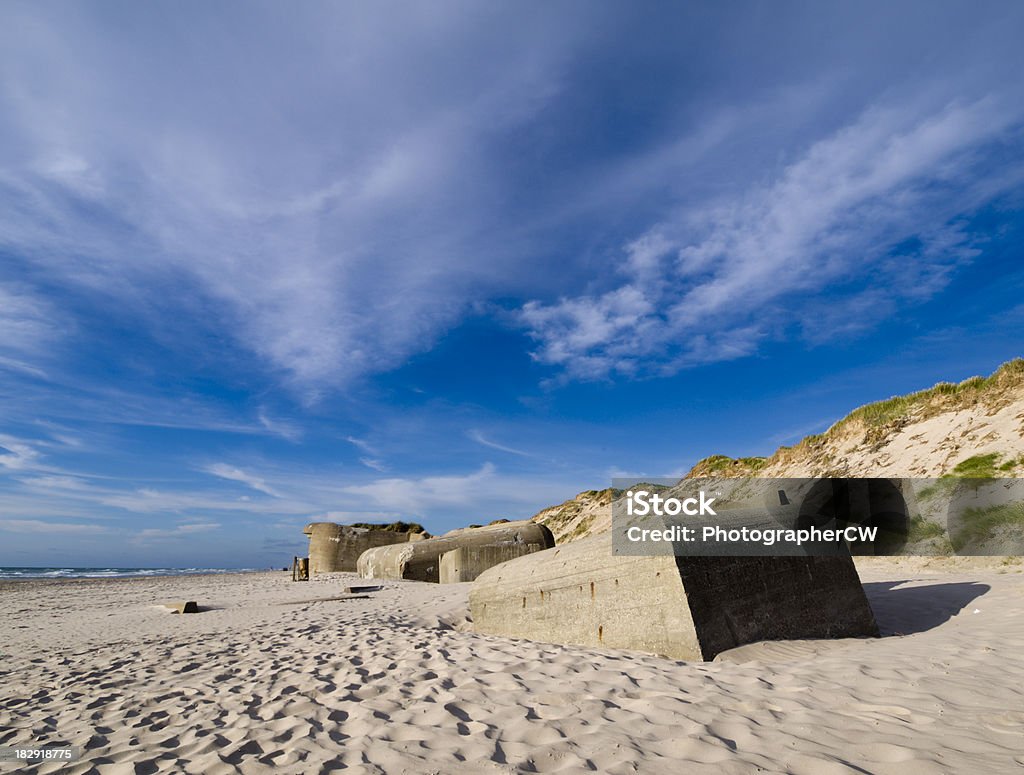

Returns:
1,2,1022,568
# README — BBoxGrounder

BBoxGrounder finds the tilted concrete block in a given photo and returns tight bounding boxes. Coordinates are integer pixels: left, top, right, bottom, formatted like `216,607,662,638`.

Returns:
469,532,878,661
164,601,199,614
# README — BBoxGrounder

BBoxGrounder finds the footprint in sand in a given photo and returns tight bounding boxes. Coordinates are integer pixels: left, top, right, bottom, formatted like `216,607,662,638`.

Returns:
983,710,1024,735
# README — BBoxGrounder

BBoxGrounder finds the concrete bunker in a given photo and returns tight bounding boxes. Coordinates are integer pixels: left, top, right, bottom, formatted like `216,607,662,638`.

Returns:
304,522,428,574
470,532,878,661
471,478,887,661
357,519,554,583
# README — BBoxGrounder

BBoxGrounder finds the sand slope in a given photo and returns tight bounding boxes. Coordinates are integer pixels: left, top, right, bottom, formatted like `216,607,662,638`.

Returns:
1,563,1022,774
688,360,1024,480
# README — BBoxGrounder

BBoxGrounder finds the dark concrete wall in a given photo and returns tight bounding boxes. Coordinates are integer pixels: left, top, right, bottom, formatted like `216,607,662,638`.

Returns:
673,555,878,658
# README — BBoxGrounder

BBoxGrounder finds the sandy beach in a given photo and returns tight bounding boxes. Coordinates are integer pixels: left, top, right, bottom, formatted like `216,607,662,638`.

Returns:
1,560,1022,774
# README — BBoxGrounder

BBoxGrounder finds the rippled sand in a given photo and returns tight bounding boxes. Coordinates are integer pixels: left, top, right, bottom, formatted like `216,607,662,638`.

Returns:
1,558,1022,774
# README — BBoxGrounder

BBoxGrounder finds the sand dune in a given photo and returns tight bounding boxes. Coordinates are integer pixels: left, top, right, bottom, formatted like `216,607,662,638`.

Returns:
1,561,1022,773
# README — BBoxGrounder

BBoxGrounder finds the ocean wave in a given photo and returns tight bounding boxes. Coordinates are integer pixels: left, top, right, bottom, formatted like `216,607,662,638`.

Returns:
0,567,261,580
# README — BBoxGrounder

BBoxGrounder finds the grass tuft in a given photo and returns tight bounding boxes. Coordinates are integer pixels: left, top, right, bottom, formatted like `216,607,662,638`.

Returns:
684,358,1024,479
348,520,427,533
908,514,947,542
951,501,1024,552
951,453,1003,479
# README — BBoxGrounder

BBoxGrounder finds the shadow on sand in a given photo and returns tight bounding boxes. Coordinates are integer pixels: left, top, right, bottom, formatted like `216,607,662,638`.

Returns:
863,579,990,636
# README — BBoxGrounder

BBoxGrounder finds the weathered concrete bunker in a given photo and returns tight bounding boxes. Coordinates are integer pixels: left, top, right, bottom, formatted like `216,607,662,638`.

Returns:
439,543,547,584
469,532,878,661
304,522,427,574
357,519,554,583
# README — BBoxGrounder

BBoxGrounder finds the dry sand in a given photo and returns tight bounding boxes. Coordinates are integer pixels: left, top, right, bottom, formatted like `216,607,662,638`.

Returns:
2,560,1023,774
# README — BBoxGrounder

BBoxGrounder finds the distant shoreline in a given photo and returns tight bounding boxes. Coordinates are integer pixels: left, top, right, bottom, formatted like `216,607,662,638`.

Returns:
0,568,275,591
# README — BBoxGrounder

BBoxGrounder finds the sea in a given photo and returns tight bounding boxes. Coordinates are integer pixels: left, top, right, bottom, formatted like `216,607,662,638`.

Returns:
0,567,262,581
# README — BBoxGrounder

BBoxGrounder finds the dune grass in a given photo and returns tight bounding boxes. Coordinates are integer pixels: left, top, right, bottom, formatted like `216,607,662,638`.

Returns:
908,514,947,542
348,520,427,533
837,358,1024,431
687,358,1024,478
951,453,1003,479
951,501,1024,552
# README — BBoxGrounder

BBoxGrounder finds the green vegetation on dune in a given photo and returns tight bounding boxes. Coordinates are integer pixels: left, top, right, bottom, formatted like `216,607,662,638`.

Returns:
687,455,768,477
699,455,768,474
951,453,1003,479
951,501,1024,552
837,358,1024,431
566,513,596,541
686,358,1024,478
915,479,956,502
348,520,427,533
907,514,947,542
905,513,953,554
533,488,617,526
999,456,1022,472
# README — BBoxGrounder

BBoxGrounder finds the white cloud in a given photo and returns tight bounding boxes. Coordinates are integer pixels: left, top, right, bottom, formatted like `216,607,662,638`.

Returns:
257,410,302,442
2,6,1021,397
0,4,581,395
0,355,48,379
342,463,498,514
467,429,533,458
204,463,282,497
521,285,658,381
521,98,1024,381
346,436,379,456
0,433,42,470
100,488,310,515
0,285,59,378
0,518,107,534
17,474,90,491
132,522,220,544
347,437,388,471
318,510,399,523
359,457,388,473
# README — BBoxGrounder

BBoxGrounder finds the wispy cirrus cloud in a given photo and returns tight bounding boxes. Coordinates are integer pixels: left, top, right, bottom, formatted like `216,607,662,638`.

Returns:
0,284,60,379
103,487,304,515
342,463,499,515
204,463,282,498
0,518,108,535
467,429,534,458
521,98,1024,381
3,5,1022,397
338,462,578,519
257,410,302,443
359,457,388,473
0,433,43,470
17,474,92,491
0,355,48,380
0,3,584,395
346,436,378,456
346,437,388,471
131,521,220,545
